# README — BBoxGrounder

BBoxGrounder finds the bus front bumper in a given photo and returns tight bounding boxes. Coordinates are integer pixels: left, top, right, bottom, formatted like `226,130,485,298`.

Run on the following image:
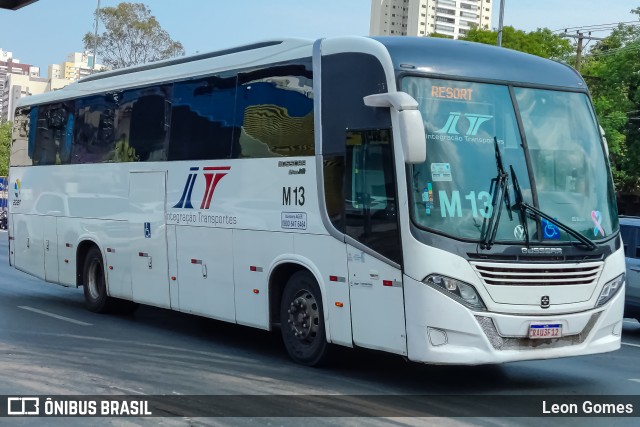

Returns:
403,276,624,365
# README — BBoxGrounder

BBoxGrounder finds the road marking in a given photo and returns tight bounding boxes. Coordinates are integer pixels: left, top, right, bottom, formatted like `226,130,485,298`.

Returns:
622,342,640,348
18,306,93,326
630,379,640,383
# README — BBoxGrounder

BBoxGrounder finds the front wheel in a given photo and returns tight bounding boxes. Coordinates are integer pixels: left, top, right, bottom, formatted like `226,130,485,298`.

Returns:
82,246,115,313
280,271,330,366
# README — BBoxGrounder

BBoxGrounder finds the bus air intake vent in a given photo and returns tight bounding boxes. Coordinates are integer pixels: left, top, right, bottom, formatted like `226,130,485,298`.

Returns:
470,261,603,286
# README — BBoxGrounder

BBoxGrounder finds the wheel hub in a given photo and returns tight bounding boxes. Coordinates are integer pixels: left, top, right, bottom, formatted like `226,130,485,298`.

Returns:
287,291,319,343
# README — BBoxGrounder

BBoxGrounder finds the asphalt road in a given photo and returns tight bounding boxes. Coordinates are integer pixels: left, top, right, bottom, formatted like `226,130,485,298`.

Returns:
0,232,638,427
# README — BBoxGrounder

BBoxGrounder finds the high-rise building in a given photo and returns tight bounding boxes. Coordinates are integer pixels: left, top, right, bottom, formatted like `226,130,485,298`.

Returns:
370,0,493,40
60,51,103,82
0,49,105,122
0,48,40,122
2,73,48,122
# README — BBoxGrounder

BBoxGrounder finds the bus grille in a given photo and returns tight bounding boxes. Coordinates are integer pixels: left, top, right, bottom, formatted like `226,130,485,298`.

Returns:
470,261,603,286
475,313,601,351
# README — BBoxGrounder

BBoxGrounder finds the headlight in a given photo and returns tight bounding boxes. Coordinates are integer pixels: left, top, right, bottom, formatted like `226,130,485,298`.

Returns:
595,273,625,307
423,274,486,311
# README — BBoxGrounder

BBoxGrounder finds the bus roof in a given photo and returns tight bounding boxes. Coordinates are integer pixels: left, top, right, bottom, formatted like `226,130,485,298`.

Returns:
16,38,315,109
373,36,586,90
16,36,586,110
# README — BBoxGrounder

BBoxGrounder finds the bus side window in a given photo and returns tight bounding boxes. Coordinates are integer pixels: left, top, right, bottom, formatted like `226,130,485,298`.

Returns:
234,60,314,158
169,75,236,161
344,129,401,264
72,95,116,164
10,108,34,167
116,86,171,162
33,103,73,165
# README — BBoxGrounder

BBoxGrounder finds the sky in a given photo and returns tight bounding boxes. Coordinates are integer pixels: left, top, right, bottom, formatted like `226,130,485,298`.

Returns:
0,0,638,77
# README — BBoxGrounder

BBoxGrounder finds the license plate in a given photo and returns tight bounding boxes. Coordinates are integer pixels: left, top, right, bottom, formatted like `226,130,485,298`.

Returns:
529,323,562,339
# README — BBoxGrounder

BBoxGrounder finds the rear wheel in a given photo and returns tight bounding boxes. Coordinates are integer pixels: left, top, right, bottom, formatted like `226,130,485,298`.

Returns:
82,246,115,313
280,271,329,366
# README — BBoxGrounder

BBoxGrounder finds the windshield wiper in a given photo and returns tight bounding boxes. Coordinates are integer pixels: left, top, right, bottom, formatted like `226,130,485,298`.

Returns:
509,165,530,247
480,138,512,249
508,167,597,251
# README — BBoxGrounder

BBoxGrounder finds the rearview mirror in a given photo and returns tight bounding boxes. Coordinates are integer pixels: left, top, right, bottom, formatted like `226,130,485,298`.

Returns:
363,92,426,164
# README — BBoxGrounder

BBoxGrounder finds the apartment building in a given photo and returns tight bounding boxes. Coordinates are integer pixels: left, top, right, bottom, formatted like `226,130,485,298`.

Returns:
60,51,102,82
370,0,493,39
0,48,106,122
0,48,40,122
2,73,49,122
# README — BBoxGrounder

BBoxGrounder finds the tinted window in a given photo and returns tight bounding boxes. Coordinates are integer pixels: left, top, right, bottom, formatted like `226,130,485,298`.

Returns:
169,75,237,161
344,129,401,264
10,107,33,166
72,95,116,163
32,103,74,165
116,86,170,162
320,52,391,234
235,61,314,158
621,224,635,257
320,53,390,156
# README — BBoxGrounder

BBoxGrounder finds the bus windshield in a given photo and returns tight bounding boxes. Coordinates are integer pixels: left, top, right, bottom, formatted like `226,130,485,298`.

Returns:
402,76,618,244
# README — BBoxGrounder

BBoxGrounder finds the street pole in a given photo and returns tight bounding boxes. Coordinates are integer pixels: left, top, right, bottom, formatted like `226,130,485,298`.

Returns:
575,32,583,71
93,0,100,72
497,0,505,46
560,32,603,72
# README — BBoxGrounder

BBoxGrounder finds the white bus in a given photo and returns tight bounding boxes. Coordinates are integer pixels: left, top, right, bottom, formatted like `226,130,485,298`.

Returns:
8,36,625,366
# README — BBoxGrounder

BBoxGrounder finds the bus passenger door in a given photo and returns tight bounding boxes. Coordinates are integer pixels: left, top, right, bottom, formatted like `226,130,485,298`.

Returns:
345,130,407,356
319,45,408,354
129,171,170,308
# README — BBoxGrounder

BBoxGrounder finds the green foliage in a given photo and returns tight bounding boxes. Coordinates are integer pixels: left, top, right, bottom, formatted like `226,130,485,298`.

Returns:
582,7,640,192
83,2,185,69
428,32,453,39
0,121,11,176
462,26,574,60
459,10,640,194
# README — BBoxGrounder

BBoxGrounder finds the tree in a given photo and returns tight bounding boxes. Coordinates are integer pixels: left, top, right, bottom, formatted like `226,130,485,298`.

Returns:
0,121,11,177
581,8,640,193
83,2,185,69
461,26,573,60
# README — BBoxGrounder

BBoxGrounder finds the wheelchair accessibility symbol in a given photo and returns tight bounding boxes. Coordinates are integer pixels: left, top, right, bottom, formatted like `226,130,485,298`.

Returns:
542,219,560,240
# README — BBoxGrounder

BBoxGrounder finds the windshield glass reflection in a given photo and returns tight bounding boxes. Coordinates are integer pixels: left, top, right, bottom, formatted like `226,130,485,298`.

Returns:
402,77,618,243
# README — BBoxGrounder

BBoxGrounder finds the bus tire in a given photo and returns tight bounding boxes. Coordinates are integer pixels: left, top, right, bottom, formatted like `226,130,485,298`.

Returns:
82,246,114,313
280,271,329,366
